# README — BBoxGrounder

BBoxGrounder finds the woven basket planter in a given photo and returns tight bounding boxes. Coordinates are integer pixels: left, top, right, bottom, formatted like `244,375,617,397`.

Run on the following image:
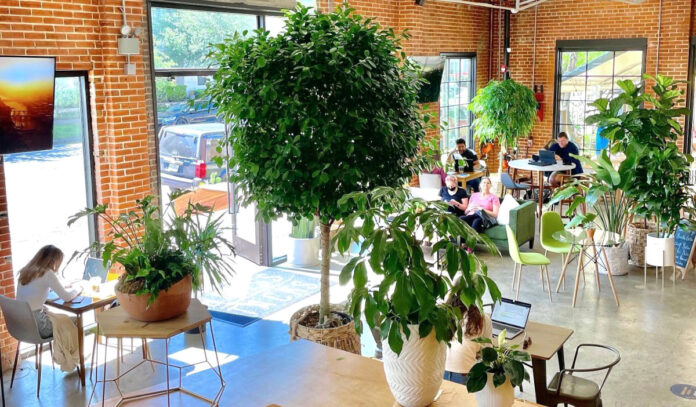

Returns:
627,222,656,266
289,304,361,355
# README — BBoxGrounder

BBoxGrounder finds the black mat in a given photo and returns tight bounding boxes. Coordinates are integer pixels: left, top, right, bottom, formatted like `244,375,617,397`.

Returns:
210,310,261,327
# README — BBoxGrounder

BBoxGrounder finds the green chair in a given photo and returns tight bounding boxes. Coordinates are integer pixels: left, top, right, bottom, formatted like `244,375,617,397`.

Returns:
483,199,536,249
540,211,582,290
506,225,552,301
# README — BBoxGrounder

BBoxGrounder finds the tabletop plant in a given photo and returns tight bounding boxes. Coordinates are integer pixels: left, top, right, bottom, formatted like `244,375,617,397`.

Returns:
69,194,235,305
469,79,538,175
466,330,531,393
335,187,501,355
204,5,432,328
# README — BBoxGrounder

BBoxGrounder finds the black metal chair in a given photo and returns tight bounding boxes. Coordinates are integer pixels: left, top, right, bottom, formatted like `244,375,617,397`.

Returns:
547,344,621,407
501,172,531,199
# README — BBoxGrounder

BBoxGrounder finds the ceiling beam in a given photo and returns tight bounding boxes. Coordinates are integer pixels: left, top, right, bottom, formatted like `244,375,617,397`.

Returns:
430,0,549,13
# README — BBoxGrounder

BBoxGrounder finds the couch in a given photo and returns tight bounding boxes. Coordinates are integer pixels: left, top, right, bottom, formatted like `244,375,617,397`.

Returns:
483,199,536,250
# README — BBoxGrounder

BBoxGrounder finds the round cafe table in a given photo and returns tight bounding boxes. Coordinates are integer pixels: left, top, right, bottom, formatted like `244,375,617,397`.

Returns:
507,159,575,222
553,229,621,307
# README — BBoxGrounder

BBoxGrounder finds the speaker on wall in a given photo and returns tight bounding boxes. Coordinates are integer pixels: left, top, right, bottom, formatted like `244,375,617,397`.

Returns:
415,0,426,5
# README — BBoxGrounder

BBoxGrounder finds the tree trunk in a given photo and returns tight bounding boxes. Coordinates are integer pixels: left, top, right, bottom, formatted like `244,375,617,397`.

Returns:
319,222,331,325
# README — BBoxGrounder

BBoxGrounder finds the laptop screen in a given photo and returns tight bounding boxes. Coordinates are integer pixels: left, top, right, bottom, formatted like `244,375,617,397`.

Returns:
491,298,531,329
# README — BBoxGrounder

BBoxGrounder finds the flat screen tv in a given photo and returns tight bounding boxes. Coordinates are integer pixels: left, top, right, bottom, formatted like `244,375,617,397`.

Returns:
410,56,445,104
0,56,56,155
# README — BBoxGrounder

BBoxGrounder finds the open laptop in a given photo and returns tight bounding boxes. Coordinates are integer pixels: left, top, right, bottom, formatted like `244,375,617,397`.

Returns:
491,298,532,340
528,149,555,166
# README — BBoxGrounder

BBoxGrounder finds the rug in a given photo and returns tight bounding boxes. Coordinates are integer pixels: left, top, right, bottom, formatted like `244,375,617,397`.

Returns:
202,267,336,327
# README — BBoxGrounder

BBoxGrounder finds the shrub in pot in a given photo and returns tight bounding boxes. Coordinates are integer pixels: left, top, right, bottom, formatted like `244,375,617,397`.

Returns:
69,195,235,322
335,187,502,407
466,331,530,407
288,216,320,267
204,5,433,351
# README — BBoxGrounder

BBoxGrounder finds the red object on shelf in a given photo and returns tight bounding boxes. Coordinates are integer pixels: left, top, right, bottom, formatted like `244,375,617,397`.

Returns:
194,161,207,179
535,84,544,122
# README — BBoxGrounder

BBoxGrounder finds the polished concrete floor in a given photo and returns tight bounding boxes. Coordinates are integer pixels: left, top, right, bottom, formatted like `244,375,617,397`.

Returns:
3,232,695,407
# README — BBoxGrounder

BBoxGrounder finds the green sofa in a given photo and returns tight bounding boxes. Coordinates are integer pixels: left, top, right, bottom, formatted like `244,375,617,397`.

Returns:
483,199,536,250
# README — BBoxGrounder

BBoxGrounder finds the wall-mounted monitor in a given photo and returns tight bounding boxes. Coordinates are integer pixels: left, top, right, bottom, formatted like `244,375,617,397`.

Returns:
410,55,445,104
0,56,56,155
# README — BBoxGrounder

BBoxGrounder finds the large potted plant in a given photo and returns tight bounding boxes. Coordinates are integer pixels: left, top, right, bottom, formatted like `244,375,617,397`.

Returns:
288,216,319,267
335,187,501,407
586,74,695,269
469,79,538,176
70,195,235,321
466,331,531,407
204,5,430,352
549,150,634,275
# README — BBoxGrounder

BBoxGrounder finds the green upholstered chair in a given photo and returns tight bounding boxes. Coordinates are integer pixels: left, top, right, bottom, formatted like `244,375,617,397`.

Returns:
540,211,581,290
483,199,536,250
506,225,552,301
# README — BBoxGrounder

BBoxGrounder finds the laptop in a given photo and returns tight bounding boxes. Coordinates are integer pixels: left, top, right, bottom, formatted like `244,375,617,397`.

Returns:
528,149,556,166
491,298,532,340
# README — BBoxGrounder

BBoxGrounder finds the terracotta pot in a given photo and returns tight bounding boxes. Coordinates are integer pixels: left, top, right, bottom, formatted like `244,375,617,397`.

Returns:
115,274,192,322
586,228,596,240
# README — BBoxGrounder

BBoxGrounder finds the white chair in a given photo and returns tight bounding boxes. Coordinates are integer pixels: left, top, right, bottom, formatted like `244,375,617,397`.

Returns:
418,173,442,189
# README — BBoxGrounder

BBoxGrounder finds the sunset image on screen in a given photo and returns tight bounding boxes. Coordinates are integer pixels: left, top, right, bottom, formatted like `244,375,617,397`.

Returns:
0,56,55,154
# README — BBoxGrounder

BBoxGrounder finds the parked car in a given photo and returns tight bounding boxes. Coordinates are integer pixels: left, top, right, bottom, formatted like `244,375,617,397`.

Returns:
158,123,227,190
157,100,220,130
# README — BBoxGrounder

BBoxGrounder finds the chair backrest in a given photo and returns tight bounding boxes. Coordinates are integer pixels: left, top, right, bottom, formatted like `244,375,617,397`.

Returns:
500,173,518,189
541,211,565,247
0,295,45,343
506,225,523,264
83,257,110,282
555,343,621,397
419,173,442,189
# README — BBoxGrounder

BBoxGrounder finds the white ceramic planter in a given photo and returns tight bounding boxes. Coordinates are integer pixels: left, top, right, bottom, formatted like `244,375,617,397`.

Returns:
287,236,320,267
383,324,447,407
474,373,515,407
599,244,629,276
645,233,675,267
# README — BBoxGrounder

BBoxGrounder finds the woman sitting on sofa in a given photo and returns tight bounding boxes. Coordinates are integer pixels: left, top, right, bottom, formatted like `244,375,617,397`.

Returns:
460,177,499,233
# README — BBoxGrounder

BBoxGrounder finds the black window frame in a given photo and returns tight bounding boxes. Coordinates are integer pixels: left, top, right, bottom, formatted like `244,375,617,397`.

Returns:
439,52,476,152
685,36,696,156
553,38,647,154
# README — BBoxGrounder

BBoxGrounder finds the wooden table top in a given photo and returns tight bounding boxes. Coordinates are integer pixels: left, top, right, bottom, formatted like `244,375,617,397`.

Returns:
96,298,211,339
454,169,487,182
46,281,117,314
223,339,542,407
507,320,574,361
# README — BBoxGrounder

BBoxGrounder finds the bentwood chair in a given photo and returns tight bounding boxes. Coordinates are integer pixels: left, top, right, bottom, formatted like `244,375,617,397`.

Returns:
547,344,621,407
506,226,552,301
0,295,58,398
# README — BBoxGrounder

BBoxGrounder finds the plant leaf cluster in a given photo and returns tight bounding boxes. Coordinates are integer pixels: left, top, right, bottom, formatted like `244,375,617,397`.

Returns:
334,187,501,356
466,331,531,393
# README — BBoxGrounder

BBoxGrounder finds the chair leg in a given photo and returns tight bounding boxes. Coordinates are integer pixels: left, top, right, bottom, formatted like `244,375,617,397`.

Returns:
90,335,98,381
34,345,38,370
545,265,552,302
516,265,523,300
10,342,20,388
37,343,43,398
48,341,55,371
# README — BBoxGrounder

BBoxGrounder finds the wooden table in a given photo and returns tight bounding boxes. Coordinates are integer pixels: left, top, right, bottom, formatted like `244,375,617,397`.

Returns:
46,286,117,387
455,169,486,189
507,159,575,225
214,339,543,407
92,299,224,407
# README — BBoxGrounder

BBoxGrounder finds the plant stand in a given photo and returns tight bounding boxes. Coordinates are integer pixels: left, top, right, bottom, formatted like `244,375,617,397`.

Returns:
644,246,677,289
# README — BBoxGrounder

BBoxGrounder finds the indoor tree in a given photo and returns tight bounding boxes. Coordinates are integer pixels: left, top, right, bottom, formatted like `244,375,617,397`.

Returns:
204,5,430,328
468,79,537,175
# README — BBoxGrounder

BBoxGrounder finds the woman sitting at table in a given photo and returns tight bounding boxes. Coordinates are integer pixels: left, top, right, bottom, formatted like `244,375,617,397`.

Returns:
440,174,469,217
16,245,80,338
460,177,499,233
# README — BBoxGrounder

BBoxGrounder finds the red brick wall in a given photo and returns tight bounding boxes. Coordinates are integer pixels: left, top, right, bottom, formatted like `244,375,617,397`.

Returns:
0,0,154,369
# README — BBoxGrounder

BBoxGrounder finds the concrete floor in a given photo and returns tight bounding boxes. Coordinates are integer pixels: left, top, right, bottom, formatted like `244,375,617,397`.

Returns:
3,234,695,407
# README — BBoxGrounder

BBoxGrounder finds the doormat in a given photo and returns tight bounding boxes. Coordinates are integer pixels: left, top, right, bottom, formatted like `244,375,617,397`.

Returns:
209,310,260,327
201,267,337,327
671,384,696,400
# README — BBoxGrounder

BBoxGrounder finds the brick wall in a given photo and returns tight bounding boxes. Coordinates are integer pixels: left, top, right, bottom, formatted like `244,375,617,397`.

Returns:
0,0,154,369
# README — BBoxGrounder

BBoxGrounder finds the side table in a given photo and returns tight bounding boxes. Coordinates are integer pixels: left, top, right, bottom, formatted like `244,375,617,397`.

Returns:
90,299,224,406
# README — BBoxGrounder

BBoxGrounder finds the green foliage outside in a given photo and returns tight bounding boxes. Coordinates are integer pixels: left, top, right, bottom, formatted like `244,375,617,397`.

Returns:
204,5,431,324
336,187,501,355
155,79,188,104
466,331,531,393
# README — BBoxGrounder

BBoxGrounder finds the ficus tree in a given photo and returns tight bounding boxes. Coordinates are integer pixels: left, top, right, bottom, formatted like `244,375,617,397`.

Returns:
205,5,431,325
468,79,537,175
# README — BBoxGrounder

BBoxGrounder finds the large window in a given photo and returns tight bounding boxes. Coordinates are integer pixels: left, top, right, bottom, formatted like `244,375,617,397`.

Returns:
440,55,475,151
555,39,646,155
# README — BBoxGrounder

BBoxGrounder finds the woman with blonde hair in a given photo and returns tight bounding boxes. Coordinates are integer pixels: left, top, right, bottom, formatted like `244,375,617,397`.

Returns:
16,245,80,338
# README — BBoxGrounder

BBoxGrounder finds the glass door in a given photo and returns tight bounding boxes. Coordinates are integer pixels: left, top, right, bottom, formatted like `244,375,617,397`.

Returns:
229,181,269,265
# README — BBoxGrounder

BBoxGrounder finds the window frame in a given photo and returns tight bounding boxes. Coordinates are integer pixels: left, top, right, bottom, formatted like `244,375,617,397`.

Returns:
552,38,647,154
439,52,476,152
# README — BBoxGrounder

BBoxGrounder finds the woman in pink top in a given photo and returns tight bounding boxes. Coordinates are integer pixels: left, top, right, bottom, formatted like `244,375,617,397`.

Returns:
461,177,500,233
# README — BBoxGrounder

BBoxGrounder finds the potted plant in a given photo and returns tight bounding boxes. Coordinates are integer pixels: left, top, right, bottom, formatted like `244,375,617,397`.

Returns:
204,5,431,352
288,216,320,267
586,74,695,269
335,187,501,407
549,150,634,274
469,79,538,177
69,195,235,322
466,331,531,407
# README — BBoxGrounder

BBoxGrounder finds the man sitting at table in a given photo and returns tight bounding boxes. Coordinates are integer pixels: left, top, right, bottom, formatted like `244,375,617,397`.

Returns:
446,138,481,192
440,174,469,217
548,132,583,175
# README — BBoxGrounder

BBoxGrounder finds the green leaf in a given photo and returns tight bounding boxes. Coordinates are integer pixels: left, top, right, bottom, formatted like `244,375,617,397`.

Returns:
353,261,368,288
339,257,359,286
481,347,498,363
387,320,404,355
493,372,507,388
